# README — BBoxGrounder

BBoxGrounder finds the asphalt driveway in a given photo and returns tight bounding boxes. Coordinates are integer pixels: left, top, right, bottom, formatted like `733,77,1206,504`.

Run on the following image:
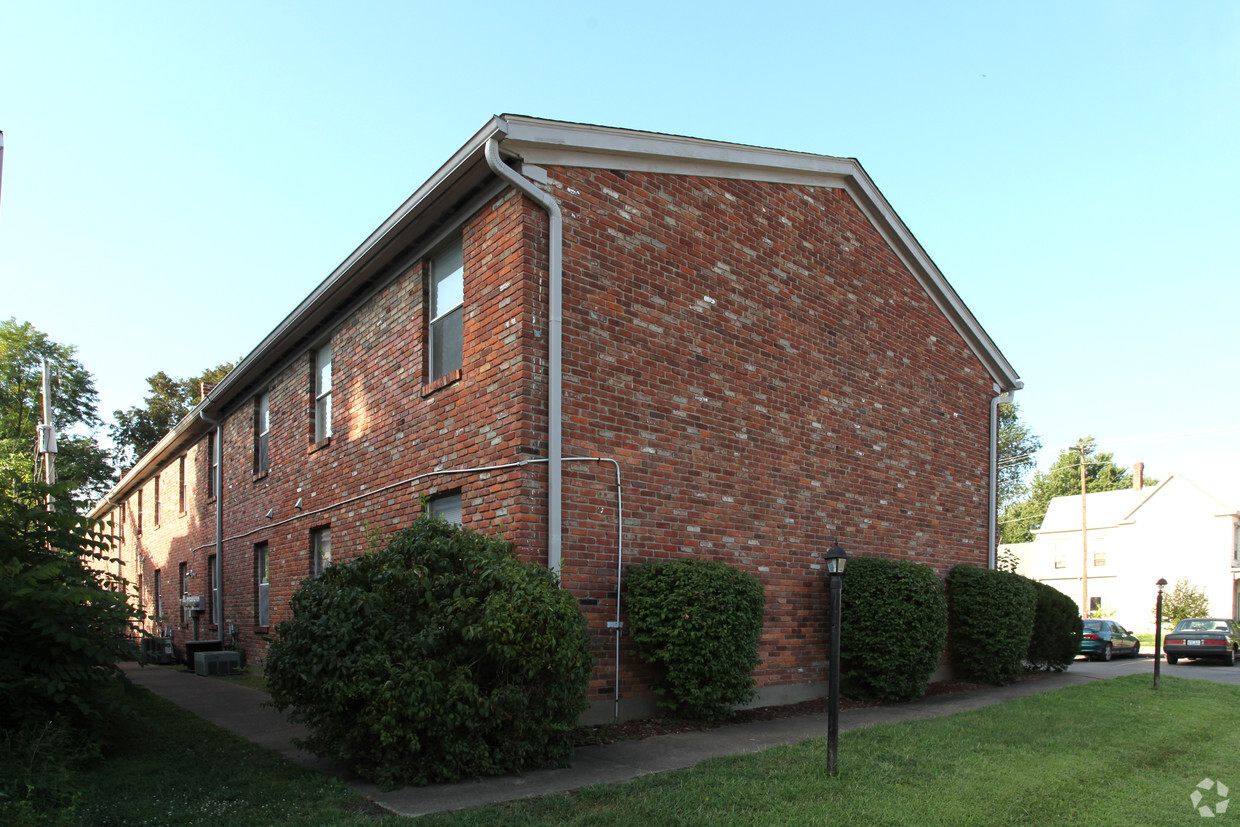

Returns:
1068,653,1240,687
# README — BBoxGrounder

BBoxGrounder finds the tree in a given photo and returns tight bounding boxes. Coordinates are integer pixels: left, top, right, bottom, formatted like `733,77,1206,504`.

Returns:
997,402,1042,514
999,437,1157,544
0,318,115,509
109,363,233,469
0,480,143,813
1157,578,1212,630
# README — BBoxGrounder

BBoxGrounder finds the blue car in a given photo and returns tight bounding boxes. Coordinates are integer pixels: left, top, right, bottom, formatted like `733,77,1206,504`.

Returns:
1079,620,1140,661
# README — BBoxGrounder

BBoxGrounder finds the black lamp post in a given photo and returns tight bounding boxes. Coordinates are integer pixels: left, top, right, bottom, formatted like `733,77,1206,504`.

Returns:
824,541,849,776
1154,577,1168,690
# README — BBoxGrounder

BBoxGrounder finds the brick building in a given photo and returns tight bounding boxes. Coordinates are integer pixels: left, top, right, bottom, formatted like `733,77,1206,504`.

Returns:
92,116,1022,722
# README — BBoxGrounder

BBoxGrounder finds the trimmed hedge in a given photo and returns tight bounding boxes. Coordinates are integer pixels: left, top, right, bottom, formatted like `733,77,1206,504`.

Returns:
1025,580,1083,671
265,516,592,788
947,565,1036,684
838,556,948,701
626,558,766,720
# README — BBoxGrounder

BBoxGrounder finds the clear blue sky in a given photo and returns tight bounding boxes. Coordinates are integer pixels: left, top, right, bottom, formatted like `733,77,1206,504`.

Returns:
2,1,1238,503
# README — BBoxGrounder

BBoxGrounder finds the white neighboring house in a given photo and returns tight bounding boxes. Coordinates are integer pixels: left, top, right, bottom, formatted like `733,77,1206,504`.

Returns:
1017,473,1240,634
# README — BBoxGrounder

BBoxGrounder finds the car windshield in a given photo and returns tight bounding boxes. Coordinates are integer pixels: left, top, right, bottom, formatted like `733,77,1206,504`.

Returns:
1174,619,1225,632
1083,620,1103,631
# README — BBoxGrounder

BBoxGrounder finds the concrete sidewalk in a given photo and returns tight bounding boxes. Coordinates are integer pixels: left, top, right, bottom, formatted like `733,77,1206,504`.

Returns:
120,663,1098,818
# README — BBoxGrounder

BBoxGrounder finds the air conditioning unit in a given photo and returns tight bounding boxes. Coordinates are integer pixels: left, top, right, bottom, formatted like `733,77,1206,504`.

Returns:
195,650,241,677
179,595,204,612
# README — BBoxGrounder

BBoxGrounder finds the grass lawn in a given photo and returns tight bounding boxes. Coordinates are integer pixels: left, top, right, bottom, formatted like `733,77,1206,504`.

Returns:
56,674,1239,825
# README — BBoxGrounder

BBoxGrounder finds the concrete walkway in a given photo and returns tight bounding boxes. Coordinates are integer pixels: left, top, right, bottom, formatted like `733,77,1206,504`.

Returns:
120,663,1099,818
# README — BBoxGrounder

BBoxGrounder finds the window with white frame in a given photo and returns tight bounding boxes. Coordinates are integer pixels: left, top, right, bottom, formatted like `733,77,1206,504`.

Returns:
207,554,219,627
207,432,218,499
428,239,464,381
314,344,333,442
178,562,188,625
312,526,332,575
255,391,271,473
428,491,463,526
256,543,269,627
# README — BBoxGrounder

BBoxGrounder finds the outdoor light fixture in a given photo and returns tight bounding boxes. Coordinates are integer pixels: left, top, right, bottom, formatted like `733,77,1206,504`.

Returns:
1154,577,1168,690
265,508,274,520
824,542,849,575
824,540,849,776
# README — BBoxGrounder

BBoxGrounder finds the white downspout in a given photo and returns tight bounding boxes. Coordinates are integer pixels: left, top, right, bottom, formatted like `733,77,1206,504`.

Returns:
989,389,1013,569
200,409,224,641
484,137,564,573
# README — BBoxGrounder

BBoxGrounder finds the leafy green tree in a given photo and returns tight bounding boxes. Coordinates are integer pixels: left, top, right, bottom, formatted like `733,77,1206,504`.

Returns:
0,480,144,814
999,437,1156,544
0,318,115,509
997,402,1042,513
109,363,233,468
1157,578,1212,630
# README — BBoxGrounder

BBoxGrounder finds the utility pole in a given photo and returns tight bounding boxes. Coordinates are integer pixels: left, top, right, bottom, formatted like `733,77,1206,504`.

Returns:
1074,440,1089,618
38,358,57,509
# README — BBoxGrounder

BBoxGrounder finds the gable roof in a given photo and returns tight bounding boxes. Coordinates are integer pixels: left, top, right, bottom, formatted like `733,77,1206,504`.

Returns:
1036,475,1238,535
91,115,1021,518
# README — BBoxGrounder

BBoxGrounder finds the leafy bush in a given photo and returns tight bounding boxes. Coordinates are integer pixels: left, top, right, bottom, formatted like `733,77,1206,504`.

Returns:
838,556,947,701
0,482,143,822
1025,580,1083,671
947,565,1035,684
625,558,765,720
1158,578,1212,629
265,516,591,788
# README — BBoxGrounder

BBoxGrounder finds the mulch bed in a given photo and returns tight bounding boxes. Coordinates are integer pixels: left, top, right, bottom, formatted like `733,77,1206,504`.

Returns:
575,672,1060,746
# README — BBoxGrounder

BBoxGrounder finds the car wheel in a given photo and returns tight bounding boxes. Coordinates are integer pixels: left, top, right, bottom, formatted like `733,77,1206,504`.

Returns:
1225,647,1236,667
1167,654,1179,665
1101,643,1112,662
1131,642,1140,659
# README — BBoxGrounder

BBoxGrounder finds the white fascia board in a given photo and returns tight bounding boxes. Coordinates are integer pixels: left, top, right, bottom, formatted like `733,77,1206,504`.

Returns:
499,116,1022,393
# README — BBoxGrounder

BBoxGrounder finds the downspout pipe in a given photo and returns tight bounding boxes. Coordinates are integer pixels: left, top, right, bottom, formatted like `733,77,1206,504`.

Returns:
200,409,224,642
484,137,564,574
989,389,1013,569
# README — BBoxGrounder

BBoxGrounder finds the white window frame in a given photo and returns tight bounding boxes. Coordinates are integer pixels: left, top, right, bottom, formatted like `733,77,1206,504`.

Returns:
312,526,332,575
428,239,464,382
314,345,333,442
428,492,463,526
256,544,269,627
256,391,271,473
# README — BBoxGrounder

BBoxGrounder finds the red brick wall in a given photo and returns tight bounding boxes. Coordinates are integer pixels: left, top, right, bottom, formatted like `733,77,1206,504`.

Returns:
103,166,996,717
546,168,995,704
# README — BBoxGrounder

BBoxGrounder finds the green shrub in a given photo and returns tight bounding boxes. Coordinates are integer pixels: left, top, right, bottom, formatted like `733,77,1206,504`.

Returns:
0,482,142,737
1025,580,1083,671
838,556,947,701
626,558,765,720
265,516,592,788
946,565,1035,684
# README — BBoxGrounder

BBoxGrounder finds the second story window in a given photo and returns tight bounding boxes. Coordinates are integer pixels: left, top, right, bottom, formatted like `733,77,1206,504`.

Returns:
255,391,271,473
154,474,161,526
178,456,187,513
428,239,464,381
207,432,218,499
314,344,333,442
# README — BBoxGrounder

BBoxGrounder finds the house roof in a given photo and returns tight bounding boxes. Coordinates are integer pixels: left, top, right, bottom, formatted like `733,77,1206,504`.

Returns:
89,115,1022,518
1035,475,1238,535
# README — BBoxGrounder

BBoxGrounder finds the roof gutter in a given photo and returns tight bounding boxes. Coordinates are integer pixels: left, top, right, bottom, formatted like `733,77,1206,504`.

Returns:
484,134,564,574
